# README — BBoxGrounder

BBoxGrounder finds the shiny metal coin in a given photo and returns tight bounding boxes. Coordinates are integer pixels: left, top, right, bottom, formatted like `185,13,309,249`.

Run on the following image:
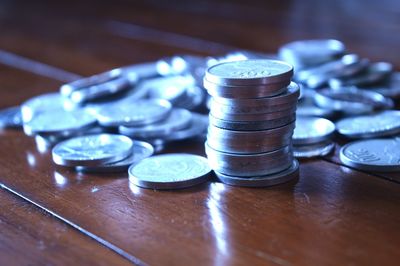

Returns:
329,62,393,88
206,143,293,177
293,116,335,145
207,122,295,154
52,134,133,167
128,153,211,190
293,141,335,158
209,113,295,131
204,78,289,98
278,39,345,70
205,59,293,86
211,82,299,114
296,104,336,118
21,93,76,122
162,113,209,142
146,75,195,105
177,86,206,110
60,68,122,97
23,109,97,137
119,108,192,138
336,110,400,139
210,106,296,122
314,87,393,115
359,72,400,99
340,138,400,172
69,76,134,104
95,99,172,127
215,159,299,187
76,140,154,173
0,106,22,128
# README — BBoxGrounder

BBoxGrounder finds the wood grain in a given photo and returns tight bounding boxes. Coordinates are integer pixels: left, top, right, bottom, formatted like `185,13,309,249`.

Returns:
0,189,132,266
0,0,400,265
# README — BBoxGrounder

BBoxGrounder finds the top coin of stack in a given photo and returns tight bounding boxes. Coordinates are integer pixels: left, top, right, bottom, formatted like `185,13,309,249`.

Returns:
203,59,299,187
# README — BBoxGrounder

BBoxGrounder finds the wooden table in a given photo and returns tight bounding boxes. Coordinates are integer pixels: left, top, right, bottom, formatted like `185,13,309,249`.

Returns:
1,1,399,265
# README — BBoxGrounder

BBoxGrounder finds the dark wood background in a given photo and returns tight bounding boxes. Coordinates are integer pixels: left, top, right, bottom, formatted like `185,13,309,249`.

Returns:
0,0,399,265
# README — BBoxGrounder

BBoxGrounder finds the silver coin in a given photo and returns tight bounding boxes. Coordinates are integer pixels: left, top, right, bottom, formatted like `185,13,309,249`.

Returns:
278,39,345,70
206,143,293,177
314,87,393,115
210,105,296,122
215,159,299,187
146,75,195,105
52,134,133,167
358,72,400,99
60,68,122,97
76,140,154,173
205,59,293,86
211,82,299,114
336,110,400,139
23,109,97,137
128,153,211,190
293,116,335,145
329,62,393,88
21,93,77,122
340,138,400,172
296,104,336,118
293,141,335,158
207,122,295,154
95,99,172,127
204,77,290,98
162,113,209,142
209,113,295,131
0,106,22,128
119,108,192,138
176,86,206,110
69,76,134,104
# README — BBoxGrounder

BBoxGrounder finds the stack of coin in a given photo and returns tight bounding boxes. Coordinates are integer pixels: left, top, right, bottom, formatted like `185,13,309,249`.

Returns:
203,59,300,187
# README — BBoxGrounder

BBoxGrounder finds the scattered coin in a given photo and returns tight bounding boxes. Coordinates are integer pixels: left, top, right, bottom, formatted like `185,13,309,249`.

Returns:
52,134,133,167
336,110,400,139
23,109,97,137
128,153,211,189
293,141,335,158
340,138,400,172
293,116,335,145
95,99,172,127
76,140,154,173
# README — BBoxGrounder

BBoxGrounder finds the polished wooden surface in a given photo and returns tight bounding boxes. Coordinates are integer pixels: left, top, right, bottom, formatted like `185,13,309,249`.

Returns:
0,1,400,265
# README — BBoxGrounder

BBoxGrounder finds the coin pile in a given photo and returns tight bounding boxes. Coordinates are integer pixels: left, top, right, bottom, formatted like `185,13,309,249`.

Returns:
203,59,300,187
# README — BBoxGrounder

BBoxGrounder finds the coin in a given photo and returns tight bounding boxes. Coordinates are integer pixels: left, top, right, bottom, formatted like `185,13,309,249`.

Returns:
207,122,295,154
209,113,295,131
340,138,400,172
204,78,290,98
314,87,393,115
329,62,393,88
211,82,299,114
95,99,172,127
205,59,293,86
76,140,154,173
293,116,335,145
21,93,76,122
23,109,97,137
206,143,293,176
146,75,195,105
278,39,345,70
365,72,400,99
293,141,335,158
52,134,133,167
336,110,400,139
0,106,22,128
214,159,299,187
128,153,211,189
119,108,192,138
210,106,296,122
